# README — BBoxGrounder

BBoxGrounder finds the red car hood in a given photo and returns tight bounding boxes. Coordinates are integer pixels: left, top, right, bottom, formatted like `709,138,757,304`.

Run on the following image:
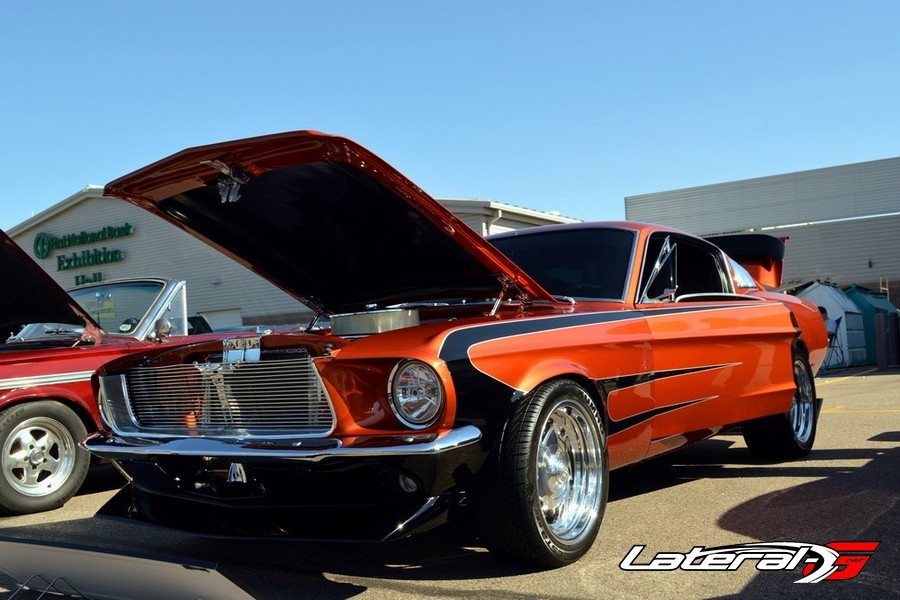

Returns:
0,229,102,340
105,131,554,314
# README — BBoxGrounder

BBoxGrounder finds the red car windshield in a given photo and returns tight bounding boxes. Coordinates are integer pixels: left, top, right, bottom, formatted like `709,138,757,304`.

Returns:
69,281,166,336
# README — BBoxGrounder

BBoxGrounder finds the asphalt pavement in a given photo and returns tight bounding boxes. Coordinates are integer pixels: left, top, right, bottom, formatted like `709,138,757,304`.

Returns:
0,367,897,599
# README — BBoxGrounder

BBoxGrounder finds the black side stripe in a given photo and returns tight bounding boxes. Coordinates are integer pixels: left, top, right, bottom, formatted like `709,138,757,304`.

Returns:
438,306,748,440
600,363,736,436
438,304,718,363
598,363,740,394
606,397,717,436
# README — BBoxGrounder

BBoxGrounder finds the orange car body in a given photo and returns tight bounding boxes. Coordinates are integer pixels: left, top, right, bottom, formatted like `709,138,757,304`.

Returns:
84,131,827,552
320,228,827,471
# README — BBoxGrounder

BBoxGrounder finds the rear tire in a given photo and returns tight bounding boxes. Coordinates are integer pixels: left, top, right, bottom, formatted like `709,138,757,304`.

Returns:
471,379,608,567
743,354,818,460
0,401,90,514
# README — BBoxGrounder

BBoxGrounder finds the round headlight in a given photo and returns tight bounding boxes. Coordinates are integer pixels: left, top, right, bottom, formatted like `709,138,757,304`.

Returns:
389,360,444,428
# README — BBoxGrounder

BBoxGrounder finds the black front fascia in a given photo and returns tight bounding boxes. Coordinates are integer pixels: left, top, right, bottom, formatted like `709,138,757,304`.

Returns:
100,436,483,541
158,162,501,314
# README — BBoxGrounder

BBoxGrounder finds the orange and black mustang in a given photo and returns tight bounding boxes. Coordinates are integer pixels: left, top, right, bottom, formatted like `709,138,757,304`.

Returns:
84,131,827,567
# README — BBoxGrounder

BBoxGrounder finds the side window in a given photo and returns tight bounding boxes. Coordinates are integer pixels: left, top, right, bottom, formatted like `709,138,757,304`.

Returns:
639,234,729,303
167,285,188,336
677,241,729,296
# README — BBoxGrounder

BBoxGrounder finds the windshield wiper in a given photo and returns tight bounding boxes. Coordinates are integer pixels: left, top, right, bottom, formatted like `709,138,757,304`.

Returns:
45,327,83,335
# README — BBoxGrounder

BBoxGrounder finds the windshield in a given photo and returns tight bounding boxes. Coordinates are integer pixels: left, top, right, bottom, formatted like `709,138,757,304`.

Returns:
69,281,166,336
7,322,85,342
489,228,635,301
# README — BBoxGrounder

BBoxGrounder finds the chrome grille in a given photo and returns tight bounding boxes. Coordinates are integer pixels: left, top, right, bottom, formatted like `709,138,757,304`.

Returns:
123,354,334,437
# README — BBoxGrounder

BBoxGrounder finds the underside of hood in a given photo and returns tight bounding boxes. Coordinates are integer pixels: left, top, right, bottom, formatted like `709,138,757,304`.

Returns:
0,231,98,340
105,131,553,314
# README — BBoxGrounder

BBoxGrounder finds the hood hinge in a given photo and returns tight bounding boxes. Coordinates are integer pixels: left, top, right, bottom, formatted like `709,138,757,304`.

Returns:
490,275,530,316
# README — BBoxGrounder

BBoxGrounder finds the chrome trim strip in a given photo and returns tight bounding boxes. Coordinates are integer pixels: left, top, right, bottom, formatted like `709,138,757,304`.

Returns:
0,370,94,391
82,424,482,462
675,292,765,302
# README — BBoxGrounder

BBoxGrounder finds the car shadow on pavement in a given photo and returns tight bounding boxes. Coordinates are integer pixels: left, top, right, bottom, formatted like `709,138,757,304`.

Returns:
607,434,889,502
0,517,539,599
2,435,896,599
709,432,899,599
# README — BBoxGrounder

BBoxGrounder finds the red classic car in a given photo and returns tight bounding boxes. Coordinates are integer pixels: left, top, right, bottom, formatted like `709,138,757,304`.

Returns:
0,258,214,514
84,131,828,567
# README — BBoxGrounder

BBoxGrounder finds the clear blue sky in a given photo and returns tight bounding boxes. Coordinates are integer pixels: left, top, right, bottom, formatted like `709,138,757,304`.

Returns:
2,2,899,231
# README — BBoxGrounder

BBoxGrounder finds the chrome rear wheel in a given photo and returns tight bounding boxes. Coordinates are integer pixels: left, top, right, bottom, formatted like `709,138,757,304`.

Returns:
790,359,815,444
742,353,819,460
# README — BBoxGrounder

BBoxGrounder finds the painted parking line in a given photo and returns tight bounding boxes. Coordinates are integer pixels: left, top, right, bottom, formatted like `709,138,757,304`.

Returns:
821,405,900,414
817,367,879,386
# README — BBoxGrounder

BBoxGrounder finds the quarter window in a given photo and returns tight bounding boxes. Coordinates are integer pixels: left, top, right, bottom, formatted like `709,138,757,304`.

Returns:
639,234,729,302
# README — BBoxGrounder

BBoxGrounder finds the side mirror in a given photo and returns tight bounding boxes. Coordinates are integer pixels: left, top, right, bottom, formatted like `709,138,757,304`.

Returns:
149,318,173,342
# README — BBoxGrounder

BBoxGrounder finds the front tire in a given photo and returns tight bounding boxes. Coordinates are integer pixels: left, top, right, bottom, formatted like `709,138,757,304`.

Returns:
0,401,90,514
471,379,608,567
742,354,819,460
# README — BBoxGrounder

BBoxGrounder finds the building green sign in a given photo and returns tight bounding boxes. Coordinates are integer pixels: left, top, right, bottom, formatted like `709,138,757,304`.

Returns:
57,247,125,271
33,223,134,259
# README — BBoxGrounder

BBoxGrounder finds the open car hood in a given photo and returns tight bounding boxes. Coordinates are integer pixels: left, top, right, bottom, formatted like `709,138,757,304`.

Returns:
0,230,101,340
105,131,554,314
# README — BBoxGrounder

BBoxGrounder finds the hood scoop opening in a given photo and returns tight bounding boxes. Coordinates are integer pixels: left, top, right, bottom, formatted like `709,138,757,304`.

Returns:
331,309,420,337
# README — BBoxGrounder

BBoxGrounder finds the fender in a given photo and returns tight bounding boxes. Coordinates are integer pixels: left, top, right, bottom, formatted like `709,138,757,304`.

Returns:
1,381,94,413
0,382,100,432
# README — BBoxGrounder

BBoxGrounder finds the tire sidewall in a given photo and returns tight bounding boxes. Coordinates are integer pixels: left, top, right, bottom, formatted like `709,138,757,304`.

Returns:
0,401,90,514
523,381,609,563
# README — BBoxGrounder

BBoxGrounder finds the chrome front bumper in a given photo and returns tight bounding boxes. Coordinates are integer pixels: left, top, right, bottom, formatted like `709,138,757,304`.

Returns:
82,424,482,462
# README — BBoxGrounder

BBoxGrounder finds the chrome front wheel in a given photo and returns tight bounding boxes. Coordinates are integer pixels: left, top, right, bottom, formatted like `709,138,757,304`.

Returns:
0,402,90,514
470,379,608,567
535,396,604,546
3,416,77,497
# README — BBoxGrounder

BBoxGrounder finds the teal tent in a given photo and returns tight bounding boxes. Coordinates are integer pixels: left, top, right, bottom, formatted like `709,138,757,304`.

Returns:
843,284,899,364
